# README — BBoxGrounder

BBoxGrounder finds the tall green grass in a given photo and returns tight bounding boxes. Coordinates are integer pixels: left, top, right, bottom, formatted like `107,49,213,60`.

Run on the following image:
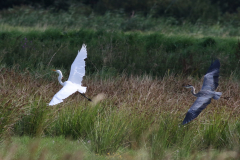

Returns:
1,67,240,159
1,12,240,159
0,29,239,78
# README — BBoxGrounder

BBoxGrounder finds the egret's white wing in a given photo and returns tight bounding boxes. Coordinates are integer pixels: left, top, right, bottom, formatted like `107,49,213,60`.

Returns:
49,82,78,106
201,59,220,91
182,97,211,125
68,44,87,85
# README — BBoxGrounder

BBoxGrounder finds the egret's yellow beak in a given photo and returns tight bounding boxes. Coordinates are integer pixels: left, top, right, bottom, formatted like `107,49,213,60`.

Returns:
52,69,56,72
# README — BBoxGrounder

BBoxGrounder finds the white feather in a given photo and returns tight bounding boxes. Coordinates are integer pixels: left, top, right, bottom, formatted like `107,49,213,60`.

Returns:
49,44,88,106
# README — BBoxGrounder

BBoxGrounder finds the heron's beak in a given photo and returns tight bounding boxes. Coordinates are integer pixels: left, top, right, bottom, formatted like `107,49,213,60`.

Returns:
52,69,56,72
183,84,191,88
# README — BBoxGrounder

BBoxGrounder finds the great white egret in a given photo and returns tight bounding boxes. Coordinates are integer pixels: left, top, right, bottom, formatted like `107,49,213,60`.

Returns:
182,59,222,125
49,44,91,106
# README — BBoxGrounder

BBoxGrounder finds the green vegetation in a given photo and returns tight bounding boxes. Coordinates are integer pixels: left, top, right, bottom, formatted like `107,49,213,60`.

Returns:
1,5,240,35
1,2,240,159
1,0,240,26
0,27,240,78
0,136,87,160
1,67,240,159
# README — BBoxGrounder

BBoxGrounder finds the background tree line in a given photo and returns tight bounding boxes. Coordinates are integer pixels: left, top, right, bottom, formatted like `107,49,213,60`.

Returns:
1,0,240,24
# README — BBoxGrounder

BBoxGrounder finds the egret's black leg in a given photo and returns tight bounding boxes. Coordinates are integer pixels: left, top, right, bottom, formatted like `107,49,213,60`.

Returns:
80,93,92,101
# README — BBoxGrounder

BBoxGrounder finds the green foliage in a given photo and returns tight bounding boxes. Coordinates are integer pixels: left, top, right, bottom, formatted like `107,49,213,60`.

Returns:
149,113,234,159
0,98,24,140
14,102,53,137
9,101,240,158
210,0,240,13
1,68,240,158
0,29,240,78
53,104,98,139
87,106,130,154
2,0,240,26
1,4,240,31
201,120,230,149
0,0,69,11
0,136,90,159
200,37,216,47
1,7,240,158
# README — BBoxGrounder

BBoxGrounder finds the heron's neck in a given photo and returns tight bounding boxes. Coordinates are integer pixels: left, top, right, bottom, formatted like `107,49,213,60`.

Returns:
190,86,197,96
57,73,64,86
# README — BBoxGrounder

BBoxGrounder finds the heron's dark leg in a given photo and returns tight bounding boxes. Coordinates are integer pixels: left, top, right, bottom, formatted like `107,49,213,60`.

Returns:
80,93,92,101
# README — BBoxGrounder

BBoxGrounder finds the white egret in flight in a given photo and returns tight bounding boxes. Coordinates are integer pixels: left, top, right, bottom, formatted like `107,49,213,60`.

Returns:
49,44,91,106
182,59,222,125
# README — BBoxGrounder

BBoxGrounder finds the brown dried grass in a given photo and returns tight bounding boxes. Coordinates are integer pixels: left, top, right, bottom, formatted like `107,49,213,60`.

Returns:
1,67,240,159
85,73,240,122
1,67,239,132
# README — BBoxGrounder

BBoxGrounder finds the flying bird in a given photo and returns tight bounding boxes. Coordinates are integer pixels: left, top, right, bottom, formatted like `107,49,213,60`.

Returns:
49,44,91,106
182,59,222,125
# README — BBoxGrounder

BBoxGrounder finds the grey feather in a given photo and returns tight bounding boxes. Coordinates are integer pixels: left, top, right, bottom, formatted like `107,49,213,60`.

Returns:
182,97,211,125
201,59,220,91
182,59,221,125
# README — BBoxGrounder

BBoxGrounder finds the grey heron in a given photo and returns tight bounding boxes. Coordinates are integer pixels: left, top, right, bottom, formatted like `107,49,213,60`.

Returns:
182,59,222,125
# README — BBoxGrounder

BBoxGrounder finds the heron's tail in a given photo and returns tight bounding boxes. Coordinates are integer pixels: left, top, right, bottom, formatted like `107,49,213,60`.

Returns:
213,92,222,100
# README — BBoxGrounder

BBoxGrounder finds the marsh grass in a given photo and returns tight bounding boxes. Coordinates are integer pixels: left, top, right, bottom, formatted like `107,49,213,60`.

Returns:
1,67,240,159
0,136,87,160
1,29,240,78
2,5,240,159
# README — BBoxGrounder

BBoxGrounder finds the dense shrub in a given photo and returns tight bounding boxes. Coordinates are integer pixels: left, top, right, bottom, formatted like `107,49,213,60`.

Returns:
1,0,240,24
0,29,239,77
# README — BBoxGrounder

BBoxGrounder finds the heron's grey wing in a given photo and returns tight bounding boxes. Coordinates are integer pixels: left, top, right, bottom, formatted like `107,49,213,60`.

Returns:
68,44,87,85
201,59,220,91
182,97,211,125
49,83,78,106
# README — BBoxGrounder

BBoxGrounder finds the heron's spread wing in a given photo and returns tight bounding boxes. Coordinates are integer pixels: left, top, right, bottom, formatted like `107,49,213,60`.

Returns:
201,59,220,91
182,97,211,125
68,44,87,85
49,82,78,106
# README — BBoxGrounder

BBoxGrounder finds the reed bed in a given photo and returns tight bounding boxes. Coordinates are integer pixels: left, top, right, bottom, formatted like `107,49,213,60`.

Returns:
1,67,240,159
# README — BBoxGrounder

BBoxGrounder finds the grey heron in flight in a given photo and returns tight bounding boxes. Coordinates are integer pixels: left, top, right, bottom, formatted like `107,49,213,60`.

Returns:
182,59,222,125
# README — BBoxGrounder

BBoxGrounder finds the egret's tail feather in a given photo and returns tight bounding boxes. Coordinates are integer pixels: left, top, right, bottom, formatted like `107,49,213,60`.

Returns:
213,92,222,100
78,87,87,93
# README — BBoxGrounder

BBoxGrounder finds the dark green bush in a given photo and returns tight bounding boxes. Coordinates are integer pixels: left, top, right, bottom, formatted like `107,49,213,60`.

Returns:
0,29,239,77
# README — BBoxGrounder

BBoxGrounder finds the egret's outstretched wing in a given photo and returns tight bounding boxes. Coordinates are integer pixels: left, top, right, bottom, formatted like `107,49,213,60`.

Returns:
182,97,211,125
49,82,78,106
201,59,220,91
68,44,87,85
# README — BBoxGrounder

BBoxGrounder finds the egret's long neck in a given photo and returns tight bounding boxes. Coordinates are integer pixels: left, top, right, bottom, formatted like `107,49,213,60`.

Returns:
57,72,64,86
190,86,197,96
